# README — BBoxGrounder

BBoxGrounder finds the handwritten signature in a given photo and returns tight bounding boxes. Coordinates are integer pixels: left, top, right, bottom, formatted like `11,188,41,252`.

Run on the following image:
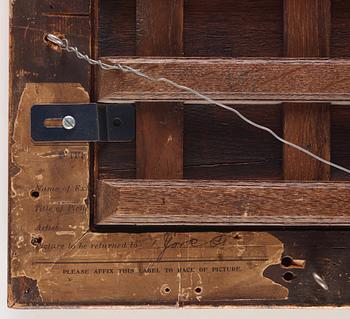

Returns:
156,233,237,261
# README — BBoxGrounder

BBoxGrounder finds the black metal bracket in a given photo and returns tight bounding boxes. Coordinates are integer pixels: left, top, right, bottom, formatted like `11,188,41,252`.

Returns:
31,103,135,142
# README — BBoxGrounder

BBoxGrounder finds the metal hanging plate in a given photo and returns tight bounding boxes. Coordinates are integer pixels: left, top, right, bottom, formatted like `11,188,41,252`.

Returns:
31,103,135,142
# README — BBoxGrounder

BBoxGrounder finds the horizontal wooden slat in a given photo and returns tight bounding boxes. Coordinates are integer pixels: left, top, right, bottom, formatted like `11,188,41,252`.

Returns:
97,58,350,102
96,180,350,226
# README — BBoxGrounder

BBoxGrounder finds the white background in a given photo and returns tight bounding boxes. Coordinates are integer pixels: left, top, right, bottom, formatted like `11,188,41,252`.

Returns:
1,0,350,318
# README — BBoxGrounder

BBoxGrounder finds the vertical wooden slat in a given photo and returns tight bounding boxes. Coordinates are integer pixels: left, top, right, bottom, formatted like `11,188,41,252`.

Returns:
283,0,331,180
136,0,184,179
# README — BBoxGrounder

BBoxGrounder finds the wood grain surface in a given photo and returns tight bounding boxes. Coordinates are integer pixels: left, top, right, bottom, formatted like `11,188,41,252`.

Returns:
135,0,184,179
96,179,350,226
9,0,91,137
97,58,350,102
9,0,350,307
136,102,183,178
184,0,283,57
96,0,350,182
98,104,283,180
332,105,350,180
136,0,183,57
283,0,331,180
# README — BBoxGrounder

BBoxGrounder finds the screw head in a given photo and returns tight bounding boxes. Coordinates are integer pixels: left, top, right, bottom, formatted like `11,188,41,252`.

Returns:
113,117,122,127
62,116,76,130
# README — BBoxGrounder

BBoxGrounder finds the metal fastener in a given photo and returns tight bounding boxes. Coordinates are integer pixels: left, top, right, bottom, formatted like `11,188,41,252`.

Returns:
62,115,76,130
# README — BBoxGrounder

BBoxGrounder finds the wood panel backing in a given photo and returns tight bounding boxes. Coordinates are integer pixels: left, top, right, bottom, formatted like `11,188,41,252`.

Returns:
97,104,350,182
183,104,282,179
331,0,350,57
94,0,350,59
96,0,284,181
135,0,184,179
9,0,350,307
98,0,136,56
97,0,284,58
183,0,283,57
96,0,350,181
283,0,331,180
98,104,283,180
332,105,350,180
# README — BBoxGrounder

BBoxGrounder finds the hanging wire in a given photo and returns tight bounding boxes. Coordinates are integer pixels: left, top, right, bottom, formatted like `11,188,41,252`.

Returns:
46,33,350,175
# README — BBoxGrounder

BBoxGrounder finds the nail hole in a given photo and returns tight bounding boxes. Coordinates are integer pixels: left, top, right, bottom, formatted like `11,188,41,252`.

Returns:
160,285,171,295
281,256,293,267
24,288,30,294
194,286,202,294
113,117,122,127
30,190,40,199
282,271,296,282
31,236,43,246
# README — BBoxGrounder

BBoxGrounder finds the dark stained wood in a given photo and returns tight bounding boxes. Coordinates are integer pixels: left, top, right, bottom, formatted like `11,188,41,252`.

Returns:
330,0,350,177
331,0,350,57
184,104,283,179
98,0,136,56
97,0,283,58
95,0,350,182
96,0,350,58
331,105,350,181
95,0,137,183
35,1,90,13
9,0,350,308
283,0,331,180
99,105,350,184
10,0,91,137
136,0,184,179
9,0,92,308
184,0,283,57
98,104,283,180
98,142,136,179
9,0,92,262
96,56,350,181
96,0,285,182
266,230,350,306
96,179,350,226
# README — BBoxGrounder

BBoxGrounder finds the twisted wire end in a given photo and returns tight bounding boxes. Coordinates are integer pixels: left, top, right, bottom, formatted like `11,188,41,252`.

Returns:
46,33,67,49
